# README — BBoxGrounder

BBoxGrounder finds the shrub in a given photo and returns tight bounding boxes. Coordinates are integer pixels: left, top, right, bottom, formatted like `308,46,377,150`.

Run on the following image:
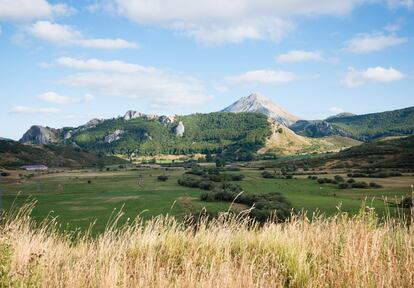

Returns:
157,175,168,182
261,171,275,179
338,183,349,189
317,178,326,184
369,182,383,189
400,196,413,208
198,180,216,190
347,178,355,184
334,175,344,182
351,182,369,189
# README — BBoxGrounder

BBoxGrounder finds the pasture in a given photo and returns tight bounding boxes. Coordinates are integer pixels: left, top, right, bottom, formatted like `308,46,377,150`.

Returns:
1,167,412,233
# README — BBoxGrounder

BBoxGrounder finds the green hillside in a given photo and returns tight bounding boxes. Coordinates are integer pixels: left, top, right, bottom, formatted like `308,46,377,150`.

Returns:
0,140,127,168
291,106,414,141
328,106,414,141
71,112,271,158
263,136,414,170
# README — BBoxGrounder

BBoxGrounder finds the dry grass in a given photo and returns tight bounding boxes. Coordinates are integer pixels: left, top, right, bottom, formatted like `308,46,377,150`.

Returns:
1,203,413,288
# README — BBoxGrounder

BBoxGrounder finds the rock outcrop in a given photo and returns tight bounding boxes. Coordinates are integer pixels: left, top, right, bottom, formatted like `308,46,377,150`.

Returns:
124,110,174,125
19,125,59,145
104,130,123,143
175,121,185,137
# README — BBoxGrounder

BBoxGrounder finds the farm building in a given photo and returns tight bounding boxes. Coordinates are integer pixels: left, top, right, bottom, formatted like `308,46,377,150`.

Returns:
20,165,48,171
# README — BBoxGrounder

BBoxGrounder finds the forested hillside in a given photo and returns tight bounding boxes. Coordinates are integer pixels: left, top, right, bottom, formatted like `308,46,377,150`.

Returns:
328,106,414,141
290,106,414,141
71,112,271,158
0,140,127,168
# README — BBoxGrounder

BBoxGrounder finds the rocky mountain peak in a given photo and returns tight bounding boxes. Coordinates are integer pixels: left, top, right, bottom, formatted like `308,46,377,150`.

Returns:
221,93,300,127
19,125,59,145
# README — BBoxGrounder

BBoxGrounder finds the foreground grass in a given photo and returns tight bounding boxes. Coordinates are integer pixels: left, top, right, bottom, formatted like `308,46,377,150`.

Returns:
0,204,413,287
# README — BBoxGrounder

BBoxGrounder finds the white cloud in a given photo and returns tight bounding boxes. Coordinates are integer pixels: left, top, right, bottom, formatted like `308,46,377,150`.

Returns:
328,107,344,114
10,106,60,114
27,21,138,49
386,0,413,9
343,33,407,53
53,57,211,107
54,57,156,73
226,70,296,85
343,66,405,87
0,0,74,22
276,50,322,63
113,0,365,44
37,91,93,104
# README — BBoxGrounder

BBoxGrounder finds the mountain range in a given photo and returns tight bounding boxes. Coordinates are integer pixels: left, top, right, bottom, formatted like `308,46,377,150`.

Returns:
11,93,414,161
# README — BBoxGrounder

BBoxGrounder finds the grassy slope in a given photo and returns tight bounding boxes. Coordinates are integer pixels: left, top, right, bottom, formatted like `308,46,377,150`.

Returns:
258,123,361,155
0,140,127,168
262,135,414,170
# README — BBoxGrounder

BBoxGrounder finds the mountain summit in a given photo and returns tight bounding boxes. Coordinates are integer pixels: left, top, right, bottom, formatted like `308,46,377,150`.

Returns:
221,93,300,126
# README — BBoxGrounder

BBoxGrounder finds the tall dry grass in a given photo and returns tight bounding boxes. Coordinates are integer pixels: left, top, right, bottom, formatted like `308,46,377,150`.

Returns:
0,203,413,288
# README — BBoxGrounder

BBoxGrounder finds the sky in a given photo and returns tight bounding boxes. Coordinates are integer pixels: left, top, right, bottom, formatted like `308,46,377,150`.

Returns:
0,0,413,140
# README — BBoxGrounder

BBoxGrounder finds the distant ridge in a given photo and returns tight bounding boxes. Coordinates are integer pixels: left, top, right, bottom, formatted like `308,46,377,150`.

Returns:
221,93,300,126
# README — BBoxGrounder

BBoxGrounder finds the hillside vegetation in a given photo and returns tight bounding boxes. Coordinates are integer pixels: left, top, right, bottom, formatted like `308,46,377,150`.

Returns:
72,112,271,159
290,106,414,141
0,205,413,287
328,106,414,141
266,135,414,170
0,140,126,168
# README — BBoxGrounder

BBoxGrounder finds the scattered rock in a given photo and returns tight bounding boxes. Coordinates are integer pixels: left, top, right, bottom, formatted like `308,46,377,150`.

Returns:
104,129,124,143
175,121,185,137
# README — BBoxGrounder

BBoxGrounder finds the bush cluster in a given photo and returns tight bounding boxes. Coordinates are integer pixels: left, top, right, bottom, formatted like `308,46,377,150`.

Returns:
201,190,292,222
311,175,382,190
261,170,293,180
179,167,291,222
347,170,402,178
157,175,169,182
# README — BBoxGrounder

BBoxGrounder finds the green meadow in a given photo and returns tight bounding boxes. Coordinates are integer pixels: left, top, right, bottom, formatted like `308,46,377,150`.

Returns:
1,168,412,233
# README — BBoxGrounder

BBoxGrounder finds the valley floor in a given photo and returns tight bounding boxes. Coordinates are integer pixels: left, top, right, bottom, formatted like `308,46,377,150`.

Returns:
1,165,413,233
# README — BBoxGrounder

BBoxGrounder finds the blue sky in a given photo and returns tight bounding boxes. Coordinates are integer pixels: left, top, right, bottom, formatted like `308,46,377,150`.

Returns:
0,0,413,140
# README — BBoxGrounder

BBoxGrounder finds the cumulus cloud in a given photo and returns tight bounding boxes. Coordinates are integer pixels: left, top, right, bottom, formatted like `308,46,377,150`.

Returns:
51,57,211,108
54,57,156,73
226,70,296,85
343,66,405,87
343,33,406,53
276,50,322,63
37,91,94,104
112,0,366,44
10,106,60,114
27,21,138,49
0,0,74,22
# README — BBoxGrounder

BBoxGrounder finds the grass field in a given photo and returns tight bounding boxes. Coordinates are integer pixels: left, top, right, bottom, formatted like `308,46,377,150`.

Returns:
1,206,413,287
1,167,413,233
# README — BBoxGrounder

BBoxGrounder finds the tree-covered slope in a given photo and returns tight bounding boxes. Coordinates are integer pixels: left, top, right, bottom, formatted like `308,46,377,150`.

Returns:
290,106,414,141
70,112,272,157
0,140,127,168
327,106,414,141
